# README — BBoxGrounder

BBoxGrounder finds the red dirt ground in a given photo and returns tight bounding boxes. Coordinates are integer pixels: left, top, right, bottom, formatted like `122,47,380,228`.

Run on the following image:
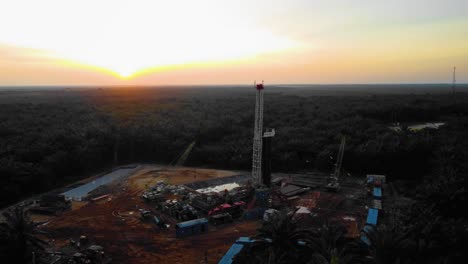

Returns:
39,166,259,264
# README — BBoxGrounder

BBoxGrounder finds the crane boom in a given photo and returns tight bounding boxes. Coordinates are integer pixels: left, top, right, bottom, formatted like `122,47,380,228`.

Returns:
173,141,196,167
327,135,346,192
334,136,346,179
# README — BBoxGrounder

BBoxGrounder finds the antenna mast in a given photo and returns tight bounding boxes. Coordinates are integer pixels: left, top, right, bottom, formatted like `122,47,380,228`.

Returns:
452,66,456,96
252,81,264,185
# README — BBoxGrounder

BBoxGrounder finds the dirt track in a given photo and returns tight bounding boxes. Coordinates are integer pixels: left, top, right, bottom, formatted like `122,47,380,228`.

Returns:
39,166,258,264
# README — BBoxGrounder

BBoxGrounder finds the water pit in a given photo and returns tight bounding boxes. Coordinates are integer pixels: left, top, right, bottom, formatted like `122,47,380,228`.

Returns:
62,166,140,200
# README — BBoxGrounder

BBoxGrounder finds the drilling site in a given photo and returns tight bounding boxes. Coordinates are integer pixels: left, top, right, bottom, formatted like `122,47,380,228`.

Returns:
16,83,385,264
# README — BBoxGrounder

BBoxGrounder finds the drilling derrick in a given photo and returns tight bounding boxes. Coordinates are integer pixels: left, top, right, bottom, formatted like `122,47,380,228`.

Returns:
252,81,264,185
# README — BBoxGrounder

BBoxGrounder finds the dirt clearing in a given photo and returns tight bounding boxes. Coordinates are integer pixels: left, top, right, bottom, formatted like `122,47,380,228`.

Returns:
38,165,257,264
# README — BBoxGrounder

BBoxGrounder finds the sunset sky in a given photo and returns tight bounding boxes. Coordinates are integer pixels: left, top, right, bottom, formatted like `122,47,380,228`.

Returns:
0,0,467,85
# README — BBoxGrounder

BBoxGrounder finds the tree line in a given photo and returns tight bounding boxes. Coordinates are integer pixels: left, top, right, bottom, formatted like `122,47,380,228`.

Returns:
1,87,468,207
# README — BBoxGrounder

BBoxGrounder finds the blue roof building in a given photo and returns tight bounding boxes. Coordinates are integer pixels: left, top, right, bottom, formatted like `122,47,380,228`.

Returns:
175,218,208,238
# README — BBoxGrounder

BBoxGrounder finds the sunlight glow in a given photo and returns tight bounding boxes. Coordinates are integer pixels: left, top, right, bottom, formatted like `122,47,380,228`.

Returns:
1,0,467,84
0,0,297,78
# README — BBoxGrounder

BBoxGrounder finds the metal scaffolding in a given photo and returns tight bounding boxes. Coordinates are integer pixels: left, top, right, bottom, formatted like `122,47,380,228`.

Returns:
252,81,264,185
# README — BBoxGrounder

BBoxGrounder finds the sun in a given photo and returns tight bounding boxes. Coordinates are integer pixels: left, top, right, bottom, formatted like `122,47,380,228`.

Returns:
52,25,296,80
113,68,136,79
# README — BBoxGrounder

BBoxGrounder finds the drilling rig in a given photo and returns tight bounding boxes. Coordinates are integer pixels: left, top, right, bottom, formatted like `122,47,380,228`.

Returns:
252,81,264,186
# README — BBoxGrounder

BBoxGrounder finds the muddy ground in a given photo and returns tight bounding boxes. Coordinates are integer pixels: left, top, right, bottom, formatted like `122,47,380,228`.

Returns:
38,166,259,264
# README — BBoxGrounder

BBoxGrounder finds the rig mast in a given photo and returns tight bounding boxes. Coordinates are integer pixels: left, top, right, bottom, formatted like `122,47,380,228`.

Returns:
252,81,264,185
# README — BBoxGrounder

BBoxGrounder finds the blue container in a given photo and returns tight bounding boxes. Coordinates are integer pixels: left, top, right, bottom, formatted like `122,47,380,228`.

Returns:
175,218,209,238
373,187,382,199
366,208,378,226
219,243,244,264
219,237,254,264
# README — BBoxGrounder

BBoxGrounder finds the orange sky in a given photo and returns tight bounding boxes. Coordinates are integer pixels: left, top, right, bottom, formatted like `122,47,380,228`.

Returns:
0,0,467,85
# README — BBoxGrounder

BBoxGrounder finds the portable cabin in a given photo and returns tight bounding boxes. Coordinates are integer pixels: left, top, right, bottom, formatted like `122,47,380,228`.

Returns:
373,187,382,199
366,208,378,226
175,218,208,238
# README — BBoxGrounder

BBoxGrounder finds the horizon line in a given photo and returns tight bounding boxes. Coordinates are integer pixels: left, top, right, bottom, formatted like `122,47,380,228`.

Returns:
1,83,467,88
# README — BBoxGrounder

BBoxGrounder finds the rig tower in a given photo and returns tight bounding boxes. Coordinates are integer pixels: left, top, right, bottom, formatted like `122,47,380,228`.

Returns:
252,81,264,185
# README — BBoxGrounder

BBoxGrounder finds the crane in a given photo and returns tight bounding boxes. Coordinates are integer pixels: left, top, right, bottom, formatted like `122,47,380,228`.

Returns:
171,141,196,167
326,136,346,192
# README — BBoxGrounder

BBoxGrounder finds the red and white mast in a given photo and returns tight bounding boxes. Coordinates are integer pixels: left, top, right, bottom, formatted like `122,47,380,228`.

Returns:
252,81,264,185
